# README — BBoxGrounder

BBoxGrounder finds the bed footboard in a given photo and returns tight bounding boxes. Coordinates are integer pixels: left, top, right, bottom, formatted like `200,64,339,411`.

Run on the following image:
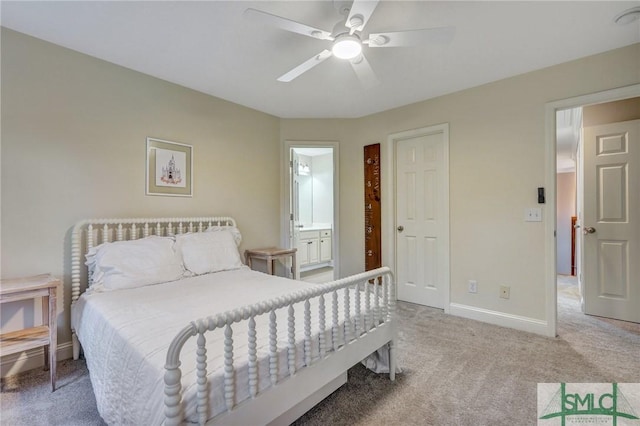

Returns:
164,267,396,426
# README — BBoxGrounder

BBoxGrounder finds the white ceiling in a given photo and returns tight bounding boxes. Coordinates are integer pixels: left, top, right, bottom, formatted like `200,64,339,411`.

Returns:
1,1,639,119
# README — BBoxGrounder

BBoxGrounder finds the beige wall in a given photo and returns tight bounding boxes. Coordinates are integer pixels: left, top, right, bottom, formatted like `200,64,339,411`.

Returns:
2,25,639,373
1,29,281,358
281,43,640,322
583,97,640,126
557,172,576,276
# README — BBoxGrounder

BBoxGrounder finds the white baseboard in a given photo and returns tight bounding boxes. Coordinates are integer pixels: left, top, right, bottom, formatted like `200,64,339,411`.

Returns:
1,341,74,378
449,303,552,337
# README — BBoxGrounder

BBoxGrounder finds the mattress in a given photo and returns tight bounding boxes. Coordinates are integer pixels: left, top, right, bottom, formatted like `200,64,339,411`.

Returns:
71,267,373,425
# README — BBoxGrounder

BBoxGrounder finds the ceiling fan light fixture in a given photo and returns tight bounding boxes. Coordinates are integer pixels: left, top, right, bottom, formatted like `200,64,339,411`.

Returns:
332,34,362,59
369,35,389,46
347,15,364,30
614,6,640,24
350,54,364,65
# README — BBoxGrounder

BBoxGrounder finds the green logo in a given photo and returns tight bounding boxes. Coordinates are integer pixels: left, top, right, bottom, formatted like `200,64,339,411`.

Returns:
538,383,639,425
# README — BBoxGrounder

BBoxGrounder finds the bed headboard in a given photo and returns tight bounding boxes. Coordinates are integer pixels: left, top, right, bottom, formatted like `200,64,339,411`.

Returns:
70,216,236,305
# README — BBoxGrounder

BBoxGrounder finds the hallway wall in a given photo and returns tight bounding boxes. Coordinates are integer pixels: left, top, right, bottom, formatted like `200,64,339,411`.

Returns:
557,172,576,275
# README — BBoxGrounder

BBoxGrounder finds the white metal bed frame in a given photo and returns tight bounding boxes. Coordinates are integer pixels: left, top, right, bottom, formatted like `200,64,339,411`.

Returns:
70,217,397,425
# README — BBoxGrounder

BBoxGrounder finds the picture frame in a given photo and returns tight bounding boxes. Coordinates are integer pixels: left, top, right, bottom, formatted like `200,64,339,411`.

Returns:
146,137,193,197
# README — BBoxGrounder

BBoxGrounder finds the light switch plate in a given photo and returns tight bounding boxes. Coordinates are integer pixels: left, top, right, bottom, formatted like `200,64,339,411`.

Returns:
525,208,542,222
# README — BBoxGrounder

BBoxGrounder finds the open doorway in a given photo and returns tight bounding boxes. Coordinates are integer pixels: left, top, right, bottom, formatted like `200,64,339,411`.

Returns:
283,142,339,283
556,107,582,317
548,85,640,336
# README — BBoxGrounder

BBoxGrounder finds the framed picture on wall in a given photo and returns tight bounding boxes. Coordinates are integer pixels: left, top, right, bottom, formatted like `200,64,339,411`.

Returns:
146,137,193,197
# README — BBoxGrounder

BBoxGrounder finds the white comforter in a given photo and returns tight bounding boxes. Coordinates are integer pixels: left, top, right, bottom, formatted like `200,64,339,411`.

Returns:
72,267,338,425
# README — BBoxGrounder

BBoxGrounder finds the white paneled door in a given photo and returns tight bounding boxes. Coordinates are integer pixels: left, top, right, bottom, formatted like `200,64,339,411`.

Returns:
395,125,449,309
583,119,639,323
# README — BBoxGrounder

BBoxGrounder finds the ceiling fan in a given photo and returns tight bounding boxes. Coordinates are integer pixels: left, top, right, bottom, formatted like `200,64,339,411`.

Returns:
244,0,455,88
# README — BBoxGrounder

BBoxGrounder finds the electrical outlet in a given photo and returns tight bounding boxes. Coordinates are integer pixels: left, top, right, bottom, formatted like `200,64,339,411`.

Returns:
500,285,510,299
468,280,478,293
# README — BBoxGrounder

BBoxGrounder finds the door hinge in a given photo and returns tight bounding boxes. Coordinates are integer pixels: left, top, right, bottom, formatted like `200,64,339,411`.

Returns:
290,213,294,220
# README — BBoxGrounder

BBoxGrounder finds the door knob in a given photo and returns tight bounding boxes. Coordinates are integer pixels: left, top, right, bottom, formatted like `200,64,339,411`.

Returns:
583,226,596,234
397,226,404,232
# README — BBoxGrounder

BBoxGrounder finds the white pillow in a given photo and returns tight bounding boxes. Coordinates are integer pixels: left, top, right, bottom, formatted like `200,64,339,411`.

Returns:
176,230,243,275
85,236,185,291
206,225,242,246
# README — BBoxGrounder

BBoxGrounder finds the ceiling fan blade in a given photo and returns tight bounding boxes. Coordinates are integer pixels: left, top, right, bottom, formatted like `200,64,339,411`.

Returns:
278,50,333,83
244,8,333,40
367,26,455,47
349,53,379,89
345,0,379,33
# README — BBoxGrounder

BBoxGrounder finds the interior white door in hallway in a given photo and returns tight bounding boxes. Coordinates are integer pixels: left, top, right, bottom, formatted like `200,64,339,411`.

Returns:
582,119,639,323
395,125,449,309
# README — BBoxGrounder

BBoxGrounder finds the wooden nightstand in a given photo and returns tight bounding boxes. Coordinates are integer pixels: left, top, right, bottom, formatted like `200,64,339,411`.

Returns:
245,247,297,279
0,274,60,391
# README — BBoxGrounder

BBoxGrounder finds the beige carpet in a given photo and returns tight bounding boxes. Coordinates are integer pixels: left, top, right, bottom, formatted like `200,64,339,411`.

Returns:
557,274,580,299
293,283,639,425
2,280,638,425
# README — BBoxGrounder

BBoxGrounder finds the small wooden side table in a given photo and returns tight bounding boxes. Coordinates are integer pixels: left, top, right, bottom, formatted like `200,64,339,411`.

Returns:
0,274,60,391
245,247,297,279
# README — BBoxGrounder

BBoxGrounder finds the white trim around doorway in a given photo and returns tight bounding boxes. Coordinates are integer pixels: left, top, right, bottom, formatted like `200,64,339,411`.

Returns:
281,140,340,280
382,123,450,313
544,83,640,338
